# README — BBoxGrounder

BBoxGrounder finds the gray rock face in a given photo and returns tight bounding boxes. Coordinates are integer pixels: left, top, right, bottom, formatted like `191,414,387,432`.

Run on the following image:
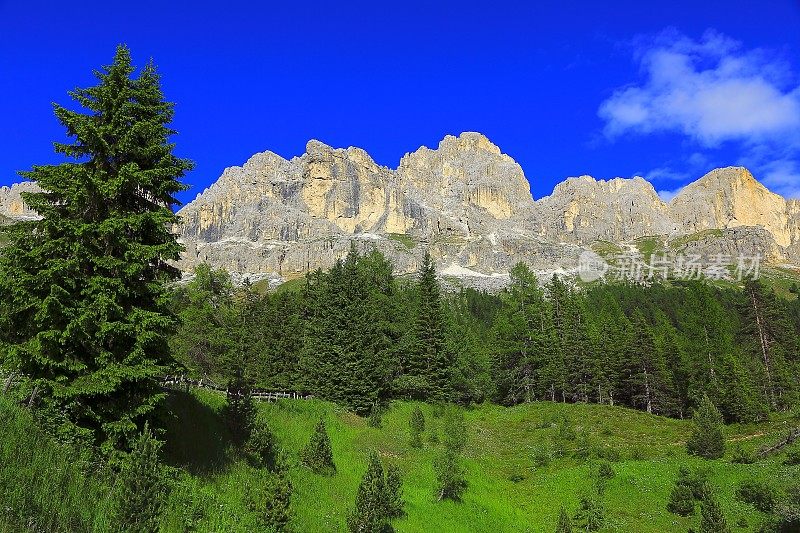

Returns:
532,176,677,243
175,133,550,278
0,182,40,221
3,134,800,282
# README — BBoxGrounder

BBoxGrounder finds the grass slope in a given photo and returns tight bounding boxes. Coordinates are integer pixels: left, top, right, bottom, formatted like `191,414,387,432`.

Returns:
2,390,798,532
166,391,799,532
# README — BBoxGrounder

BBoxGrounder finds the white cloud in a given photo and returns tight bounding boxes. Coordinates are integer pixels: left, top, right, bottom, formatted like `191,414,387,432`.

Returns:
656,187,683,202
644,166,690,183
599,30,800,146
759,159,800,199
600,29,800,199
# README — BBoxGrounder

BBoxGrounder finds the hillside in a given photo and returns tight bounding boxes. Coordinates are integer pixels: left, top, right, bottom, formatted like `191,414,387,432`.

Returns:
4,390,799,532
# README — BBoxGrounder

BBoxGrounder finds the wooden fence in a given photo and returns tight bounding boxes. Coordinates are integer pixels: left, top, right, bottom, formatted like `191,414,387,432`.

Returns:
758,427,800,458
159,374,314,402
1,372,314,403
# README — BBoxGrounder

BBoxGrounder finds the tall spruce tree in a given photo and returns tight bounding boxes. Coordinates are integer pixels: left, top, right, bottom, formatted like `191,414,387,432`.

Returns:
403,251,452,401
170,264,233,379
493,263,553,404
0,46,192,452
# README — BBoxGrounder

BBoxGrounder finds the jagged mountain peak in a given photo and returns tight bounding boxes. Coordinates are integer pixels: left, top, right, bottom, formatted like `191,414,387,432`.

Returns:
4,135,800,281
549,174,662,200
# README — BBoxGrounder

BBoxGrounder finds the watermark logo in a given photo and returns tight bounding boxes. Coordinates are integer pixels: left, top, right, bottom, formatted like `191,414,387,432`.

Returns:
578,251,610,282
578,251,761,283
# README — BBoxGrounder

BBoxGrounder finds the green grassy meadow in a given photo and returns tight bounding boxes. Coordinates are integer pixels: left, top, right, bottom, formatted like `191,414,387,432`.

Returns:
2,389,798,532
162,391,798,532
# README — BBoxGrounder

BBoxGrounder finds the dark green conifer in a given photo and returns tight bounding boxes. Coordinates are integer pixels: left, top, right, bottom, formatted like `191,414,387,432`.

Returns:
347,451,392,533
699,490,730,533
555,507,573,533
301,419,336,475
225,367,255,447
111,423,169,532
0,45,193,452
686,395,725,459
404,251,452,401
409,406,425,448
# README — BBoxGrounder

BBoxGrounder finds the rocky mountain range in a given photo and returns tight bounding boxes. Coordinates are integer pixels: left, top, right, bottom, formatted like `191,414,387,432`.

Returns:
3,132,800,284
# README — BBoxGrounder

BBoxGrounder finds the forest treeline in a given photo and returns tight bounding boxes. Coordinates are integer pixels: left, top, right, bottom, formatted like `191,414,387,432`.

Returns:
171,245,800,424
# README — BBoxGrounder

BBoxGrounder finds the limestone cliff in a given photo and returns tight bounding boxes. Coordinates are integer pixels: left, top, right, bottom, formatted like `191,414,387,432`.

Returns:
532,176,677,243
669,167,794,248
0,182,40,220
3,134,800,282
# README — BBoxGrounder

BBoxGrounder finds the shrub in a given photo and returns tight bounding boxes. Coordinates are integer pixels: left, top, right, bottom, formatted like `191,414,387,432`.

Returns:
731,444,756,464
367,404,384,428
735,478,776,513
409,407,425,448
244,417,279,470
245,469,292,531
573,431,596,462
676,465,710,500
225,370,256,447
784,447,800,466
596,461,615,480
667,484,696,516
556,415,577,442
111,423,171,533
300,419,336,475
533,443,553,467
442,408,467,453
687,395,725,459
434,449,467,501
766,484,800,532
596,446,621,462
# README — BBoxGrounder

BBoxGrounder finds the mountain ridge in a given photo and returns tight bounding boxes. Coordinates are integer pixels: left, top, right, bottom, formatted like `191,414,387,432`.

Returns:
3,133,799,282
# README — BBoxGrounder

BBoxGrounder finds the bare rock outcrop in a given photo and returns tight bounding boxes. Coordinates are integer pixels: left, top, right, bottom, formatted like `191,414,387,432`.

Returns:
532,176,676,243
0,182,40,221
3,134,800,283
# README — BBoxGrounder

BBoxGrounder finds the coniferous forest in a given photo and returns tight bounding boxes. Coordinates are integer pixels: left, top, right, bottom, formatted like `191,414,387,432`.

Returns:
1,47,800,533
172,250,800,425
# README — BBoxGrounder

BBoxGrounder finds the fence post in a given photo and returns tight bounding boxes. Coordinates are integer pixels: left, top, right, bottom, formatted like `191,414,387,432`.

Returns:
2,372,17,395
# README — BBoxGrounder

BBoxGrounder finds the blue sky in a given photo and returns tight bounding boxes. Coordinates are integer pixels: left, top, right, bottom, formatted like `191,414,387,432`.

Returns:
2,0,799,204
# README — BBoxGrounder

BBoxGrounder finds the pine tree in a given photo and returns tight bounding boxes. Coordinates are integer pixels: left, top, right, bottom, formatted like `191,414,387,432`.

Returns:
686,395,725,459
225,367,255,447
699,490,730,533
245,468,292,532
170,264,233,379
301,419,336,475
667,482,696,516
385,464,404,518
555,506,573,533
0,46,192,452
573,493,605,531
626,310,673,415
347,451,393,533
434,449,467,501
404,251,452,401
409,406,425,448
302,246,395,414
739,280,797,411
493,263,553,404
111,423,169,532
